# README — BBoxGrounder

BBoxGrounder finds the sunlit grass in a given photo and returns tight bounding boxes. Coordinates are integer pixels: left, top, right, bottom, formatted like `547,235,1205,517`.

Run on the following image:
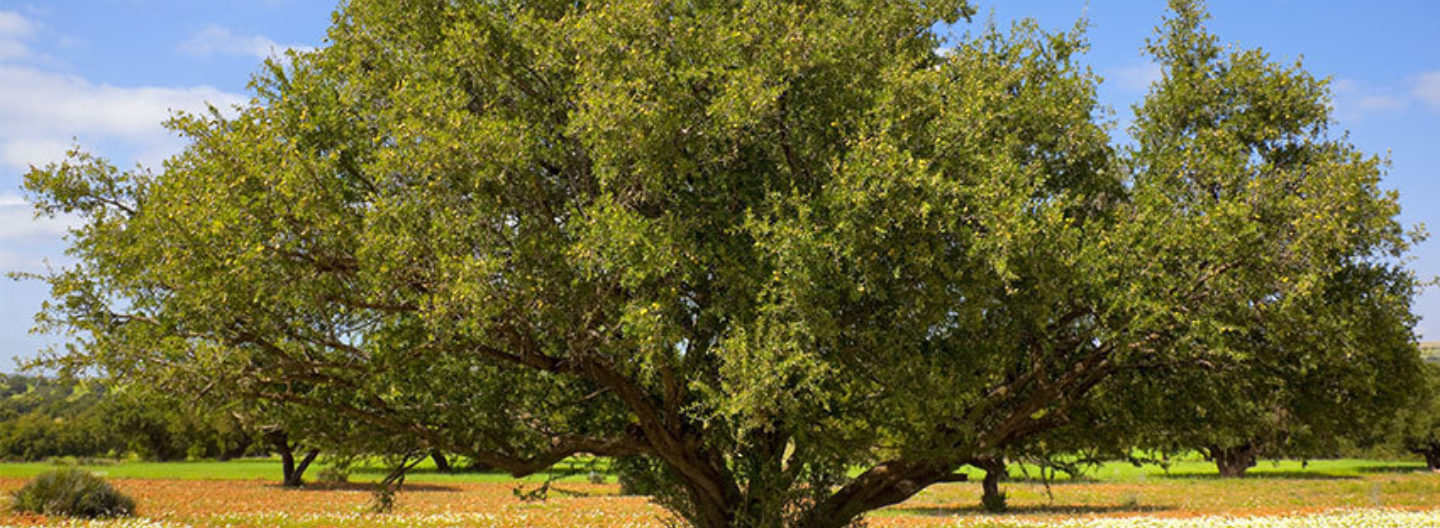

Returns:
0,456,613,484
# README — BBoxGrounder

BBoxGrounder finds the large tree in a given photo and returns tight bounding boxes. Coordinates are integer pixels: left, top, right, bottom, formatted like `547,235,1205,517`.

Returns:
1093,2,1427,478
21,0,1422,526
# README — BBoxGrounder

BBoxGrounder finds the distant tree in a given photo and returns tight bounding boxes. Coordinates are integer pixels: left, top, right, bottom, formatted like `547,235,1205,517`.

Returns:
21,0,1423,526
1102,263,1424,477
429,450,452,473
1089,3,1427,478
0,376,119,461
1395,363,1440,471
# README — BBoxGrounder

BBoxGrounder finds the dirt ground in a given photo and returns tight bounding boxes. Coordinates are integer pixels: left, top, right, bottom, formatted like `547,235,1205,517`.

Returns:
0,473,1436,527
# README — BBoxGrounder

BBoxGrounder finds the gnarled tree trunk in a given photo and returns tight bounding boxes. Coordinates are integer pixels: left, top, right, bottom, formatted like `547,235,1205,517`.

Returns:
265,428,320,488
977,457,1007,512
1411,444,1440,472
1208,444,1257,478
431,450,452,473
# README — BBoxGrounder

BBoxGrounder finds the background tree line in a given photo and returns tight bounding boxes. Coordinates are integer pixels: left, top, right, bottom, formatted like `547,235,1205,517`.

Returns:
0,373,496,487
0,368,1433,475
0,375,252,462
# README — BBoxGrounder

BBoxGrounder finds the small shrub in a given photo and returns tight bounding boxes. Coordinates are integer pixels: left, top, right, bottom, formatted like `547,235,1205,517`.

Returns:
10,468,135,518
369,485,397,514
981,490,1007,513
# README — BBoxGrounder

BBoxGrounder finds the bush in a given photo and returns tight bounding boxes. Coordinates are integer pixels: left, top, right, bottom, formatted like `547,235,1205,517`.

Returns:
981,489,1007,513
10,468,136,518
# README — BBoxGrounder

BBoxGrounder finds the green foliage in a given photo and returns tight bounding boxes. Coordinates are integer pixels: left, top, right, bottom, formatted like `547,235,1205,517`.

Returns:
0,375,123,461
1081,0,1426,474
19,0,1423,526
10,468,136,518
0,375,267,464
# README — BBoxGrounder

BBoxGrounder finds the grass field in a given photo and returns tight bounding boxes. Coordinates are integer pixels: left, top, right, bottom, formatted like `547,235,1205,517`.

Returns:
0,457,1434,527
0,455,1420,483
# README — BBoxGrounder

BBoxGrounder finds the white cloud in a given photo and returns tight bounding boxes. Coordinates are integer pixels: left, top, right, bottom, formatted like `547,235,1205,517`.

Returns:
181,25,312,61
1413,71,1440,112
0,63,248,172
0,192,78,242
0,65,244,136
0,10,36,60
0,12,35,39
1355,95,1406,112
0,9,249,202
1106,62,1162,93
0,250,46,274
0,137,71,170
1330,78,1408,122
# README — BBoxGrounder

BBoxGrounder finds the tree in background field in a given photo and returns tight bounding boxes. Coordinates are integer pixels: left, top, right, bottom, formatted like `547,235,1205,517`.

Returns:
0,375,119,460
0,375,261,462
20,0,1424,526
1088,2,1427,478
1102,262,1424,477
1395,363,1440,471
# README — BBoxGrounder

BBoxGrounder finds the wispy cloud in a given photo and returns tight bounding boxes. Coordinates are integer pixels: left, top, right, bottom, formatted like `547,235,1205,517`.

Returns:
0,10,37,60
0,11,247,276
180,25,312,61
0,191,77,275
0,192,77,242
0,63,248,172
0,11,248,172
1355,95,1406,112
1413,71,1440,112
1105,62,1162,93
1330,78,1409,122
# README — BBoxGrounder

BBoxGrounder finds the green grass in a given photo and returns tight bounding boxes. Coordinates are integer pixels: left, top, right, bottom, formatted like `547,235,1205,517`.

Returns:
945,455,1429,483
0,456,614,484
0,454,1427,486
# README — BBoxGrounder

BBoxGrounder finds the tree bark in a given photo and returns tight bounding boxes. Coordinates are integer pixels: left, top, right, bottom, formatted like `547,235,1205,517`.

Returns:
1209,444,1257,478
1411,444,1440,472
431,450,451,473
794,459,961,528
977,457,1006,512
266,429,318,488
275,438,297,487
290,448,320,486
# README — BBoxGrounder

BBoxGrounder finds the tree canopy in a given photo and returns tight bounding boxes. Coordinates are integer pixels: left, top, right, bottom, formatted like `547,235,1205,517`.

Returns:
21,0,1423,526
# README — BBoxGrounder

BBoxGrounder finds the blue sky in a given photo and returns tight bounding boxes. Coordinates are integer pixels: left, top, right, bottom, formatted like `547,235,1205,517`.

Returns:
0,1,1436,370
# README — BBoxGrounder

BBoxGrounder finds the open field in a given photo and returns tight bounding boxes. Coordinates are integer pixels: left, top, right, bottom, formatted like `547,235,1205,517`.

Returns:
0,459,1434,527
0,456,1421,484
